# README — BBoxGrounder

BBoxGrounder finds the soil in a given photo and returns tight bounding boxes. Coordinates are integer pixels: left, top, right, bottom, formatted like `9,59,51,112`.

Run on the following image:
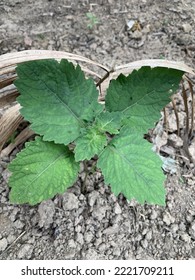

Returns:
0,0,195,260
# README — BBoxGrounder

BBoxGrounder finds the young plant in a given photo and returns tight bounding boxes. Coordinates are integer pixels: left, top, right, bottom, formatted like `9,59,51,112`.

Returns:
8,59,184,205
86,12,99,29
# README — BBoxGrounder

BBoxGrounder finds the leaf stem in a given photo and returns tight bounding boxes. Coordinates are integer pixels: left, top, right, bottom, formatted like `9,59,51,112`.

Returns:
81,160,89,194
163,107,168,134
171,97,180,136
187,79,194,139
96,68,114,97
182,81,189,135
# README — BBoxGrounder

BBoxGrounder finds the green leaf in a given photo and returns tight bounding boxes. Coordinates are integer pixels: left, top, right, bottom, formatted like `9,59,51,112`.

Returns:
95,111,122,134
15,59,103,145
8,137,79,205
74,110,123,162
74,126,107,161
97,125,166,205
106,67,183,133
102,67,183,204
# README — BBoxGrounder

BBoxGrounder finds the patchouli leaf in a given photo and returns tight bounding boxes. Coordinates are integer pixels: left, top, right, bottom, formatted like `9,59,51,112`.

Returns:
74,126,107,162
106,67,183,133
95,111,122,134
15,59,103,145
8,137,79,205
97,125,166,205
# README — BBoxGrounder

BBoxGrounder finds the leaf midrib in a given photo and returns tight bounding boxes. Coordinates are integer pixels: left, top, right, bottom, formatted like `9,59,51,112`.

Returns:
107,144,152,189
24,151,66,189
23,67,86,127
122,89,155,114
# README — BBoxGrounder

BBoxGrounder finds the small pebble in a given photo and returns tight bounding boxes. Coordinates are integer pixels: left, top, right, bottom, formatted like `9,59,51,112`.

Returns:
0,238,8,251
62,193,79,210
17,244,33,259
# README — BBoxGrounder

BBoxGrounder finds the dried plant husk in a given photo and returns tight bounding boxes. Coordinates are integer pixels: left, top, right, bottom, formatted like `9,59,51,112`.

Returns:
0,50,194,156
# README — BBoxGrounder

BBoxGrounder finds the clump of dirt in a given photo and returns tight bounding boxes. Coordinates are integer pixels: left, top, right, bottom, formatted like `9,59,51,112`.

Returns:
0,0,195,260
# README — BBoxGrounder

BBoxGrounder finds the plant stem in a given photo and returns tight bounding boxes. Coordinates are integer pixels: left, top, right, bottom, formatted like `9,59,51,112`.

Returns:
187,79,194,139
96,68,114,97
182,81,189,136
171,97,180,136
81,160,89,194
163,107,168,134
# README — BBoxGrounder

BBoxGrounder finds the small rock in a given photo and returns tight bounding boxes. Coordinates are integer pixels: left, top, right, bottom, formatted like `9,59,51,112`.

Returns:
24,34,32,46
1,197,7,203
181,233,191,243
161,156,177,175
191,222,195,232
114,202,122,214
98,243,106,252
94,237,102,247
88,191,99,207
126,20,136,30
76,233,84,245
189,139,195,161
186,214,193,223
90,42,98,50
75,225,82,233
175,34,191,45
123,221,131,232
191,247,195,258
14,220,24,229
18,244,33,259
145,231,152,240
182,23,192,33
141,239,148,249
135,233,142,241
131,30,142,39
167,112,185,131
113,247,121,256
163,212,175,225
7,234,15,244
153,21,161,29
1,169,11,183
67,239,77,249
171,224,179,233
126,251,136,259
62,193,79,211
92,206,107,220
189,221,195,239
168,134,183,148
150,210,158,220
84,232,94,243
187,178,195,186
0,238,8,251
0,214,14,235
9,208,19,222
103,225,119,235
179,222,186,231
142,24,151,34
38,200,55,228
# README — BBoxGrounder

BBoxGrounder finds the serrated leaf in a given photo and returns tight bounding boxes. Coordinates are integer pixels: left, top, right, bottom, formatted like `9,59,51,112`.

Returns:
102,67,183,205
74,126,107,161
8,137,79,205
95,111,122,134
15,59,103,145
97,125,166,205
106,67,183,133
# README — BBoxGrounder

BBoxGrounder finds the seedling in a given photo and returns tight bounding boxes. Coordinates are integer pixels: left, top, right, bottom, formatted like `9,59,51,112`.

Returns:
86,12,99,29
8,59,184,205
